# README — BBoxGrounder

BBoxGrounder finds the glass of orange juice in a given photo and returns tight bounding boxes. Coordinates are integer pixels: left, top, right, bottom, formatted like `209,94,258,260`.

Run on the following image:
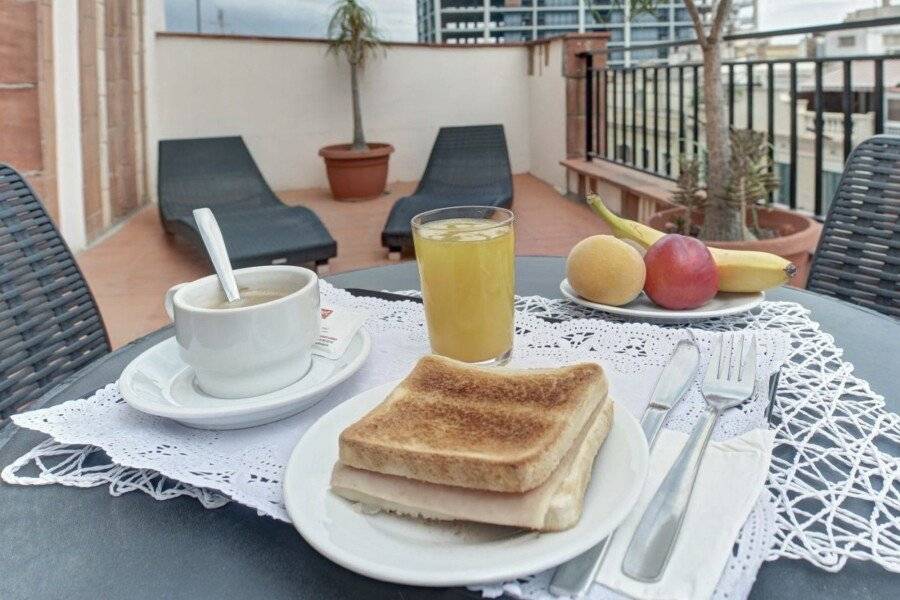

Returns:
412,206,515,365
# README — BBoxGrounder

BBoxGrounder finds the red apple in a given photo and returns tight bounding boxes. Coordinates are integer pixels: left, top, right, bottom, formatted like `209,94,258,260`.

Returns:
643,234,719,310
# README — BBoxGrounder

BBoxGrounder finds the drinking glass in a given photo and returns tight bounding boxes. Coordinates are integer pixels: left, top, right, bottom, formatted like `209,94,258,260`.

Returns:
411,206,515,365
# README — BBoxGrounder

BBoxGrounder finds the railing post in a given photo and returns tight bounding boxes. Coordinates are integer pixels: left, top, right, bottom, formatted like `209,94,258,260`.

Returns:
814,60,824,216
842,60,852,159
767,63,775,203
562,33,610,162
874,58,884,135
585,54,594,159
789,62,798,210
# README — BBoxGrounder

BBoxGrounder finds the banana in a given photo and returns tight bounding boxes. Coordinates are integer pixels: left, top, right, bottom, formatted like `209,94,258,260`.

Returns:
586,194,797,293
586,195,665,247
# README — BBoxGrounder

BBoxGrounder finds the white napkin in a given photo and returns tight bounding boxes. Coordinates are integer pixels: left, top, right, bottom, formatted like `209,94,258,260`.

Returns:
595,428,774,600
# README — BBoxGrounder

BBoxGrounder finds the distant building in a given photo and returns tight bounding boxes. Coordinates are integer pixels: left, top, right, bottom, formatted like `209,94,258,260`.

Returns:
819,1,900,58
416,1,758,66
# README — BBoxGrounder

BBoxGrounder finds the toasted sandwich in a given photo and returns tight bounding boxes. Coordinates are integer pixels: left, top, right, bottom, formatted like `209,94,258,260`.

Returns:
331,354,614,532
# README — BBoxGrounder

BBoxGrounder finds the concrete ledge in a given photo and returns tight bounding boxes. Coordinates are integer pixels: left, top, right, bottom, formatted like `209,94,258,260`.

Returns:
561,158,677,223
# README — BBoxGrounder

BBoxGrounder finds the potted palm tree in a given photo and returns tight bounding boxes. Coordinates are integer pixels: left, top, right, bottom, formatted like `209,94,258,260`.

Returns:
618,1,821,282
319,0,394,201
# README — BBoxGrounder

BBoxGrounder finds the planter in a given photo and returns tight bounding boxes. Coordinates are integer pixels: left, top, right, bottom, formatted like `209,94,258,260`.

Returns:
318,143,394,201
649,206,822,287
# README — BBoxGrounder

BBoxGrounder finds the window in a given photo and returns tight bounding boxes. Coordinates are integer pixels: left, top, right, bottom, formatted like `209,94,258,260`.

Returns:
888,99,900,122
837,35,856,48
676,26,695,41
632,48,658,61
884,33,900,47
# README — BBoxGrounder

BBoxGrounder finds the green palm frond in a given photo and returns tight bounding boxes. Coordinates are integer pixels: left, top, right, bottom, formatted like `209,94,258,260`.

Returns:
726,129,779,210
326,0,383,67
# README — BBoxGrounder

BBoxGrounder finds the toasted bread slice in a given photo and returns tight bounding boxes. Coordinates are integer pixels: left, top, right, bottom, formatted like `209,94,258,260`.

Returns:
339,354,608,493
331,397,614,531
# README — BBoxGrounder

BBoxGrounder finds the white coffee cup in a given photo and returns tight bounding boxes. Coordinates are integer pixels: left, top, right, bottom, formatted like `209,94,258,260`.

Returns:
164,265,320,399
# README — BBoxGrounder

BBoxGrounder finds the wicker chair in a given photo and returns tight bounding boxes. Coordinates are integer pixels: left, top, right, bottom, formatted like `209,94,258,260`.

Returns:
381,125,513,256
0,165,110,418
807,135,899,318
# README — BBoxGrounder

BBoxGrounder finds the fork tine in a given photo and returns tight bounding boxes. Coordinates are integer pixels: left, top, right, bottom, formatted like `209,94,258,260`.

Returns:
730,334,745,382
719,333,744,381
739,333,757,386
704,335,725,385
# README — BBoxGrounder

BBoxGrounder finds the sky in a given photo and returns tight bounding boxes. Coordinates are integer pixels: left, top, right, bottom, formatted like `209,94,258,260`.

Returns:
758,0,886,31
165,1,890,42
165,0,416,40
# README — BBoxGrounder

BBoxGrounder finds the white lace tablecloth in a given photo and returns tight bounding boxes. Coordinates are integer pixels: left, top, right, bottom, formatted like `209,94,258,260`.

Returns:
3,282,898,600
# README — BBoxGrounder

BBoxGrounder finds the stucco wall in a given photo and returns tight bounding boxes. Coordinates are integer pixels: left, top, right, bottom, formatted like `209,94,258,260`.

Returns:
527,40,567,193
152,35,534,193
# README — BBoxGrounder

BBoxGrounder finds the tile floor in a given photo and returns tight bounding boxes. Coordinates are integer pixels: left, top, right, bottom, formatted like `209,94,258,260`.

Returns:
77,174,610,348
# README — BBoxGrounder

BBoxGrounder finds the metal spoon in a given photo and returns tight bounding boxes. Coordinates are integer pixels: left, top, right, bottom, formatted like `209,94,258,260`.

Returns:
193,208,240,303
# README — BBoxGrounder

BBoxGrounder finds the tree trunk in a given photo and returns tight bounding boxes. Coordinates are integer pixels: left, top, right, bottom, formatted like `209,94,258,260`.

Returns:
698,42,743,241
350,62,367,151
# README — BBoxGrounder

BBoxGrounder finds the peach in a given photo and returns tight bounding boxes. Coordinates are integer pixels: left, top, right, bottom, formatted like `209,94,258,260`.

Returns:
567,235,646,306
644,234,719,310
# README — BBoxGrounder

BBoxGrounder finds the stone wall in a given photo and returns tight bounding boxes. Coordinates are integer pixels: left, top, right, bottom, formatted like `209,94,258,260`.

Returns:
0,0,57,221
79,0,147,242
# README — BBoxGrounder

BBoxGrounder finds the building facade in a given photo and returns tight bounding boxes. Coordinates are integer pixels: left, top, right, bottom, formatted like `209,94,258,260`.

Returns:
416,1,757,65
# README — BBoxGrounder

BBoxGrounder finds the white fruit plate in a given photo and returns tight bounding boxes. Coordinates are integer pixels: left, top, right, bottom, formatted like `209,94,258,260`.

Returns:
560,279,764,322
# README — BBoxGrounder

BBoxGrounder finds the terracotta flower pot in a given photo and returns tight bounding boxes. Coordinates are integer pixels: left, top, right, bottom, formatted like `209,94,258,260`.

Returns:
648,206,822,287
318,143,394,201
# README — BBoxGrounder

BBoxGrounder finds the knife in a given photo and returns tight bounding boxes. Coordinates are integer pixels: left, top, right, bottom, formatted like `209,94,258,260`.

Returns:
548,338,701,598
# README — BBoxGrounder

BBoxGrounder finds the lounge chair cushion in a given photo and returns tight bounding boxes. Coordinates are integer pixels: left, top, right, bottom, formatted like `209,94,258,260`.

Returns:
158,136,337,267
381,192,511,251
380,125,513,251
170,204,337,268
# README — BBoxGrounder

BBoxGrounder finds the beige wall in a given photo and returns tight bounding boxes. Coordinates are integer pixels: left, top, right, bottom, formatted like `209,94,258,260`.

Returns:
527,41,567,193
151,35,538,194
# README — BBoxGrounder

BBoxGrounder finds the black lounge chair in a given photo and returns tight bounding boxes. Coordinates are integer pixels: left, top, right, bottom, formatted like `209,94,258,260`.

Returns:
1,164,110,418
381,125,513,257
808,134,900,318
158,136,337,271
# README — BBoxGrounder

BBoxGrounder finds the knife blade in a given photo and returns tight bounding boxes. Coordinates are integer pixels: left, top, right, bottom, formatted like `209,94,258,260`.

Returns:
548,338,701,598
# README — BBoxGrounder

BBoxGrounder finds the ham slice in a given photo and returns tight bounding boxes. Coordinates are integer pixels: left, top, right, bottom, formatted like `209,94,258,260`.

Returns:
330,398,614,532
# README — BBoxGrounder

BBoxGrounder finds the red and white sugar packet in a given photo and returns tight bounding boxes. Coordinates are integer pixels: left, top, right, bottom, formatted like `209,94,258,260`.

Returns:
312,307,367,359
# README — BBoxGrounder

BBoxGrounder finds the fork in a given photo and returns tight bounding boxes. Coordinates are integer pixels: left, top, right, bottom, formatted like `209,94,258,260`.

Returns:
621,332,757,583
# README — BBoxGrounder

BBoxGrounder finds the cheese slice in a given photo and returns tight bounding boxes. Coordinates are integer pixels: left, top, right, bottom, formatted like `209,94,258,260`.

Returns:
330,398,614,532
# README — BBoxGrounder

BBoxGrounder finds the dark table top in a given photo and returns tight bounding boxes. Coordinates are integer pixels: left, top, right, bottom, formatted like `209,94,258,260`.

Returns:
1,257,896,600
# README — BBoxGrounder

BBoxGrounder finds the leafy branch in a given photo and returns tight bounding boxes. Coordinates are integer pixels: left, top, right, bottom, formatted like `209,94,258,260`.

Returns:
327,0,384,150
727,129,779,238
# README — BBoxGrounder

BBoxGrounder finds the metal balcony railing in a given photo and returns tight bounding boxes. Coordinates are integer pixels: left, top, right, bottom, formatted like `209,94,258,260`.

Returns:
580,16,900,218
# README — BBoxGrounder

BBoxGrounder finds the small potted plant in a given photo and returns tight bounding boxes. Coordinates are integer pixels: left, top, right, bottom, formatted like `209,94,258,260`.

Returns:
609,1,820,283
650,129,821,285
319,0,394,201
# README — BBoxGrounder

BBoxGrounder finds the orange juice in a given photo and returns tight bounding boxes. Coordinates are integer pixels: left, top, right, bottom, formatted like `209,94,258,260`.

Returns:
413,213,515,364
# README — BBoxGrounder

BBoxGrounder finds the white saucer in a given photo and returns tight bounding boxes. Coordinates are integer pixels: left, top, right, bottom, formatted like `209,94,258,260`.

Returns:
119,329,370,429
560,279,764,322
283,380,649,587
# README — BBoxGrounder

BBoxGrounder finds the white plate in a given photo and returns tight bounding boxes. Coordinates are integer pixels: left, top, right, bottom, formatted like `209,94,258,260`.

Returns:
283,380,649,587
560,279,764,322
119,329,370,429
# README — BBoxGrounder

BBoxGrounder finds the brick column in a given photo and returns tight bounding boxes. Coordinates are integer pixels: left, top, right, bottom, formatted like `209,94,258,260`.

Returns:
0,0,58,221
562,33,609,160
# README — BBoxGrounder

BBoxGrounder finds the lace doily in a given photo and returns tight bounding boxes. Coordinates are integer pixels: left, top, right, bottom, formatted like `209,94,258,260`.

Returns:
3,282,897,600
